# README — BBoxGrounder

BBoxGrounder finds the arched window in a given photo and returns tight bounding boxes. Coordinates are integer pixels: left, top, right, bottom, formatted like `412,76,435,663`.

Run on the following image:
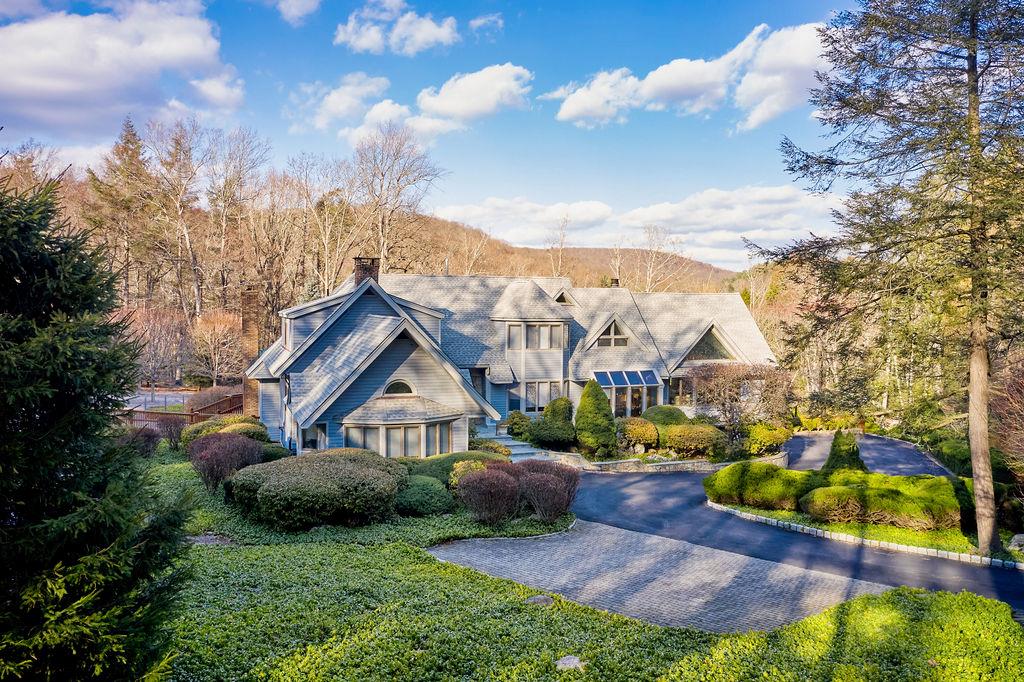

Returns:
383,380,414,395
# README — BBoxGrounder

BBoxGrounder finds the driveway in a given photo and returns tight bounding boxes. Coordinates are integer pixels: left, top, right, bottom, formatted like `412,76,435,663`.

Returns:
784,431,833,470
857,433,950,476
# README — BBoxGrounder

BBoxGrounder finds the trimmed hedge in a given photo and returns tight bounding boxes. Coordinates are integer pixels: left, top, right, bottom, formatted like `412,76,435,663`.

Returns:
401,451,507,486
219,422,270,442
618,417,659,451
743,423,792,456
821,431,867,474
704,461,820,510
657,423,728,458
180,414,262,449
642,404,688,426
799,485,952,530
505,411,532,440
395,475,455,516
260,443,290,462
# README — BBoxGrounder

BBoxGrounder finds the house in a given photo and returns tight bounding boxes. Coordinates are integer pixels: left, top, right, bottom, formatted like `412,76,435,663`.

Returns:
244,257,776,456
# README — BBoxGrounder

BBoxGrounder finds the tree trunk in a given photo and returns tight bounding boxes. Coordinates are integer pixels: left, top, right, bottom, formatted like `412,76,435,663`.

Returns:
965,4,1000,553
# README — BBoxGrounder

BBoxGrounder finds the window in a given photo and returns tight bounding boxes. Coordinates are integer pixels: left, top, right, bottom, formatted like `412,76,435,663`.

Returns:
526,382,537,411
386,427,402,457
670,377,695,407
630,386,643,416
539,325,550,349
555,291,573,305
614,388,628,417
469,367,487,397
526,324,540,349
302,424,326,450
404,426,420,456
521,380,570,413
345,426,380,451
439,421,450,453
508,384,521,412
384,380,413,395
597,321,628,347
426,424,437,456
508,324,522,350
524,324,563,350
686,329,733,361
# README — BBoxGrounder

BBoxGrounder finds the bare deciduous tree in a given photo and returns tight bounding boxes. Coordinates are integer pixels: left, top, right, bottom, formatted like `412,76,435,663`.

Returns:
546,215,570,277
631,224,692,293
693,363,793,440
188,311,244,386
130,306,187,400
353,122,444,273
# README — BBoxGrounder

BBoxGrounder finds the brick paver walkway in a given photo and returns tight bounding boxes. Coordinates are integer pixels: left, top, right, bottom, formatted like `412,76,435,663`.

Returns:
429,520,889,632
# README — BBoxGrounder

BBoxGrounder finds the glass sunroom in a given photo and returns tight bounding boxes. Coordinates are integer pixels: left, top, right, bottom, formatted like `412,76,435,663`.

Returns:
593,370,662,418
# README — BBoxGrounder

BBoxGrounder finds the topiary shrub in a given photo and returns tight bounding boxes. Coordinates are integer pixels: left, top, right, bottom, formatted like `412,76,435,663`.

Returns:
261,443,290,462
703,461,821,510
518,459,580,509
469,439,512,457
799,485,951,530
575,379,616,457
219,421,271,442
821,431,867,474
642,404,688,426
117,425,161,458
181,418,228,449
528,397,575,450
520,473,570,522
617,417,659,452
394,475,454,516
404,450,506,485
449,459,486,489
657,424,728,458
155,413,186,450
457,469,519,525
743,423,793,456
188,432,263,492
505,410,532,440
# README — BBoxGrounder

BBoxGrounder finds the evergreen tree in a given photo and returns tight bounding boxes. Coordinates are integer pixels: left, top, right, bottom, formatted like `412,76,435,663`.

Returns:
0,179,188,678
575,380,617,456
760,0,1024,552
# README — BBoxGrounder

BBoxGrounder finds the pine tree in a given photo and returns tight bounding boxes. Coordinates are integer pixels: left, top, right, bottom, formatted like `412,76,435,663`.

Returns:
575,379,617,456
0,179,188,678
761,0,1024,552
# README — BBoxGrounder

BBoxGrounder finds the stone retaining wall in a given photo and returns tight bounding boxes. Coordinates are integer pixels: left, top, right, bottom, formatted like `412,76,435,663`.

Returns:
543,450,789,473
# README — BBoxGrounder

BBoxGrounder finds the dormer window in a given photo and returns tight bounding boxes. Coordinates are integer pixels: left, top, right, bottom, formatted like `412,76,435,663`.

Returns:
384,380,414,395
597,322,628,347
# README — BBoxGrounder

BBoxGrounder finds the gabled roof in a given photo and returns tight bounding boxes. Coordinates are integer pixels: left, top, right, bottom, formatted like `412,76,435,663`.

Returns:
490,280,573,321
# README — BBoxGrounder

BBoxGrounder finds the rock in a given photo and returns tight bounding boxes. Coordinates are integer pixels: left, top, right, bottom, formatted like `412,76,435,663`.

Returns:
556,655,585,671
1009,534,1024,551
525,594,554,605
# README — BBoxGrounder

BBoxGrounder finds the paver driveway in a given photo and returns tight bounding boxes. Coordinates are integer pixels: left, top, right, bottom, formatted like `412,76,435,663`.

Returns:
429,520,889,632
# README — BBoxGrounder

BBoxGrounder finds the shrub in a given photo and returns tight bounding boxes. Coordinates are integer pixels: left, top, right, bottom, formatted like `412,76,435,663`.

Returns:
219,421,271,442
642,404,688,426
181,418,227,449
703,462,820,510
543,396,574,424
823,412,859,430
457,469,520,525
188,433,263,492
528,418,575,450
800,485,953,530
261,443,290,462
468,439,512,457
658,424,728,458
449,459,486,489
404,450,506,485
520,473,571,522
575,379,616,457
617,417,659,452
743,423,792,456
518,459,580,508
155,413,186,450
484,460,526,479
505,410,532,440
231,450,403,529
821,431,867,474
395,475,454,516
117,425,161,458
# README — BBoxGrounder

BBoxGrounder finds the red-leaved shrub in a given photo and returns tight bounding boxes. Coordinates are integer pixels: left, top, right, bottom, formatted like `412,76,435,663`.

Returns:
118,426,161,458
189,432,262,492
521,472,571,522
156,413,186,450
457,469,519,525
517,460,580,507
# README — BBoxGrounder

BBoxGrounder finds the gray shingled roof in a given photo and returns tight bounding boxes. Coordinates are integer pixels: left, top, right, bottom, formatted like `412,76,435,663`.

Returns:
342,395,462,423
290,314,403,425
491,280,574,321
248,339,287,379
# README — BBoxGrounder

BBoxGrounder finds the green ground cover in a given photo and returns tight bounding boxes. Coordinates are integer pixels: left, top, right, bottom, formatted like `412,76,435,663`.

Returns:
168,542,1024,681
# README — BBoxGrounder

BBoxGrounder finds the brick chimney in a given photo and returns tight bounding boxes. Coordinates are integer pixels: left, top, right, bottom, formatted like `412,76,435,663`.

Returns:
240,285,260,417
610,277,620,287
353,256,380,285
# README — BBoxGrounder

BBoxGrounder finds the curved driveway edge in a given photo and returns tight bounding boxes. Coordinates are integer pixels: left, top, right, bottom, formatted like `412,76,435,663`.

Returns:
429,519,889,632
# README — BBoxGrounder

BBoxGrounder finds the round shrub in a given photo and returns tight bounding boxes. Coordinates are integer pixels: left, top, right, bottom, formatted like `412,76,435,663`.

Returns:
543,397,574,424
618,417,659,452
642,405,688,426
469,439,512,457
800,485,943,530
505,411,532,440
449,459,486,489
575,379,616,457
405,450,507,485
517,459,580,505
457,469,519,525
528,418,575,450
188,432,263,492
261,443,290,462
520,473,570,523
220,422,271,442
744,423,792,456
658,424,727,458
218,414,261,426
703,461,820,511
117,425,161,458
181,418,228,449
155,413,186,450
395,475,454,516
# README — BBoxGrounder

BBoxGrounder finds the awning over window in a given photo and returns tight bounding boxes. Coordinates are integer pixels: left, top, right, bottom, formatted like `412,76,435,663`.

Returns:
594,370,661,388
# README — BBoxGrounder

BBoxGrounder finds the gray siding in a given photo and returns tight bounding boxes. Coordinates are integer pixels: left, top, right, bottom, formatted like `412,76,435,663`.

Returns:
288,304,343,349
259,380,283,444
488,382,508,419
289,291,397,374
319,337,485,446
522,349,563,380
453,416,469,451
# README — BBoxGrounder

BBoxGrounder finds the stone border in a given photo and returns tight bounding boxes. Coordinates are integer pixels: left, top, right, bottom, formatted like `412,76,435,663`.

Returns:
706,500,1024,571
540,450,788,473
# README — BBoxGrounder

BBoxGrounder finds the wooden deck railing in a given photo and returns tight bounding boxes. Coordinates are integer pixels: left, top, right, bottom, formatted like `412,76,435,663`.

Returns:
122,392,243,429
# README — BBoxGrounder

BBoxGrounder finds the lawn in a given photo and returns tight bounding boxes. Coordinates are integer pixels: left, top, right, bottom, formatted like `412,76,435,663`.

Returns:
168,542,1024,681
725,504,1024,563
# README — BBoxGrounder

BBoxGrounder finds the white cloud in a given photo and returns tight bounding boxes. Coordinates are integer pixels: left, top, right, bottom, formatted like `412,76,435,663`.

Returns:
276,0,321,26
0,0,44,19
417,63,532,120
190,67,245,111
469,12,503,34
333,0,459,56
0,2,240,136
286,73,390,133
544,23,824,131
433,185,837,270
339,99,465,146
54,142,111,173
733,23,826,131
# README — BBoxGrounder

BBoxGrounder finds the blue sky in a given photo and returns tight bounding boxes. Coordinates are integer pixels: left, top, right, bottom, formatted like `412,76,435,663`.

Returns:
0,0,852,270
